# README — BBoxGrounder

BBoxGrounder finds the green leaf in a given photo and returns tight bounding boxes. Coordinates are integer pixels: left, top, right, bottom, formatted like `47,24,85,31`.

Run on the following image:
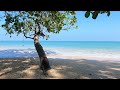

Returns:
75,26,78,29
100,11,106,14
1,25,5,27
85,11,90,18
92,11,98,19
107,11,110,16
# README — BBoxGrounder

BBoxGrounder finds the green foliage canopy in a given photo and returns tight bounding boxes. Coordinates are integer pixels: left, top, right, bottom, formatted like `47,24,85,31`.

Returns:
1,11,110,40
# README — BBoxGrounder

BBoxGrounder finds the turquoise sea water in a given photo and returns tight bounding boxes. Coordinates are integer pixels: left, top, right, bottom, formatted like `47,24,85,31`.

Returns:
0,41,120,59
0,41,120,49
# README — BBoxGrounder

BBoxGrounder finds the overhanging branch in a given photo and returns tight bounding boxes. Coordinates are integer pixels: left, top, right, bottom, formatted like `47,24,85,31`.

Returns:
23,30,34,39
36,22,45,38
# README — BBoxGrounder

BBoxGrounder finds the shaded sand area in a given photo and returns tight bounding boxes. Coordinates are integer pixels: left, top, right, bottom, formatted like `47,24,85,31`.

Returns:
0,55,120,79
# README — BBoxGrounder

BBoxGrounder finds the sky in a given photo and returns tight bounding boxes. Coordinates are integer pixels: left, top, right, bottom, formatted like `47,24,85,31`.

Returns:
0,11,120,41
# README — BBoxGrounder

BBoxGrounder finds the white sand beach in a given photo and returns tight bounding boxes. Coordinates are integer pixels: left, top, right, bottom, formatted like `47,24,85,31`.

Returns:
0,55,120,79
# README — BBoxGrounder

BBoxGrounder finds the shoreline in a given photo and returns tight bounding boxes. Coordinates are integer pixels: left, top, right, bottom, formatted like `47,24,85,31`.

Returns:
0,55,120,79
0,48,120,60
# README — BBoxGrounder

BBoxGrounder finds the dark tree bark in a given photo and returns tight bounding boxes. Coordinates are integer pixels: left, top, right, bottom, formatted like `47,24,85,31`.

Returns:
34,35,51,73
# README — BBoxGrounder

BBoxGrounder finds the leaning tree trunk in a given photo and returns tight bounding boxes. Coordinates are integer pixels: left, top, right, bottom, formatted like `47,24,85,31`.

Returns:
34,35,51,73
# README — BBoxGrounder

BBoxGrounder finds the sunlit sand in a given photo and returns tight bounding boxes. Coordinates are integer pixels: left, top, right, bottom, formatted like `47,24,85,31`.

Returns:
0,55,120,79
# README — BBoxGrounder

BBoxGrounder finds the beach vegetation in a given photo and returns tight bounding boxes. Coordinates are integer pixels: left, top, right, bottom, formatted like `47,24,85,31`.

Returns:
1,11,110,75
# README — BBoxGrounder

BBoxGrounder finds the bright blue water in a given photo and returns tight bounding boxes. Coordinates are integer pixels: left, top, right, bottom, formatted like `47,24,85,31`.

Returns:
0,41,120,50
0,41,120,59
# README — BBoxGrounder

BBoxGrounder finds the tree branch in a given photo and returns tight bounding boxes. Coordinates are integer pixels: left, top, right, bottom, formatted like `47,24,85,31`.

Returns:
23,30,34,39
29,33,35,36
36,21,45,38
34,23,37,35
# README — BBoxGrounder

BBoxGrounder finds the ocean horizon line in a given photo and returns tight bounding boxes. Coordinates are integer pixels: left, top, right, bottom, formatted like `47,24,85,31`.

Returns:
0,40,120,42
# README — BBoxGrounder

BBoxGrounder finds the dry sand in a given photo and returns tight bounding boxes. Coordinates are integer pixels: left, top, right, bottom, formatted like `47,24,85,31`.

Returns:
0,55,120,79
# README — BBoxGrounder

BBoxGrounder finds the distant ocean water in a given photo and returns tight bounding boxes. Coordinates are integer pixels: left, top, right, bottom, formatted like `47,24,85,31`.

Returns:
0,41,120,60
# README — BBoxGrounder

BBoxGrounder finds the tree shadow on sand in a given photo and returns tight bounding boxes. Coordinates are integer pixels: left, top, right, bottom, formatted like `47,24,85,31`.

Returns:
0,58,42,79
0,57,120,79
47,58,120,79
